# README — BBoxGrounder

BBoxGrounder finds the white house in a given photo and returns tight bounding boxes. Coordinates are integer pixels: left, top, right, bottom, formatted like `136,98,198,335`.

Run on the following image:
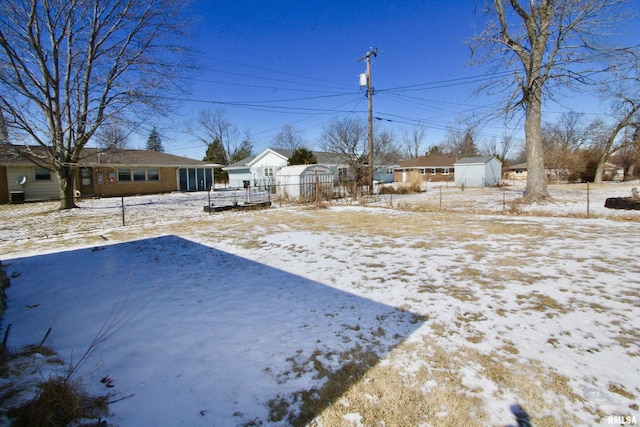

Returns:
454,156,502,187
223,148,289,188
275,164,333,201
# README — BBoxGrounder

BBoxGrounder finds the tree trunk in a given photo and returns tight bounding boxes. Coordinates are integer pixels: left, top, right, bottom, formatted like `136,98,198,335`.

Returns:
57,166,78,209
593,155,607,184
625,164,635,181
594,104,640,184
523,90,548,201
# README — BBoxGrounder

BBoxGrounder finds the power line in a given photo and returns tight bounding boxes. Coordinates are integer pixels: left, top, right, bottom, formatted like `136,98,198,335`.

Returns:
199,56,353,90
192,77,348,95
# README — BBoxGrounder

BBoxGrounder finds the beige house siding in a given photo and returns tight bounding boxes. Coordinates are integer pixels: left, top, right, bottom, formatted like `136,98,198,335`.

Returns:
394,167,454,183
1,146,220,203
7,166,59,201
394,156,457,183
1,165,180,201
87,166,178,197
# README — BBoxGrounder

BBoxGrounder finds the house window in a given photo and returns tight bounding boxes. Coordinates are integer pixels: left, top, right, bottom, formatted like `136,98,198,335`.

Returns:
442,168,450,175
386,167,394,174
133,168,146,181
117,168,160,182
35,168,51,180
431,168,437,174
264,167,274,178
338,167,348,182
118,168,131,182
147,168,160,181
420,168,426,175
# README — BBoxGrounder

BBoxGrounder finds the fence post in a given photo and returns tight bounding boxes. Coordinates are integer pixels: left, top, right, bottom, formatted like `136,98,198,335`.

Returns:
207,189,211,215
121,196,125,226
586,182,590,217
439,186,443,210
315,170,320,207
503,186,506,211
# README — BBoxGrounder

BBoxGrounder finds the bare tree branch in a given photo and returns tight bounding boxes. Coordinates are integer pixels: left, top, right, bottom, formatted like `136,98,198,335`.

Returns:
0,0,194,208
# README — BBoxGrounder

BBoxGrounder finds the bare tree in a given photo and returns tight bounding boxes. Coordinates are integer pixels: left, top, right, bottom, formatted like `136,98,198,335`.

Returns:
0,107,8,143
484,132,519,164
541,112,594,181
593,57,640,183
0,0,192,208
320,118,368,196
191,109,249,165
95,124,130,150
443,120,480,158
613,125,640,180
401,125,427,159
271,124,306,151
375,129,402,165
472,0,630,201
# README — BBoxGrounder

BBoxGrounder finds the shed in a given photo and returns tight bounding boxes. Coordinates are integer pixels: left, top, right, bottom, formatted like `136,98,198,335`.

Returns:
454,156,502,187
275,164,333,201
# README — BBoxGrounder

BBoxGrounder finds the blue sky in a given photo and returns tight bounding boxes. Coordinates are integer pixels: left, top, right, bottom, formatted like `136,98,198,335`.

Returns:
151,0,639,160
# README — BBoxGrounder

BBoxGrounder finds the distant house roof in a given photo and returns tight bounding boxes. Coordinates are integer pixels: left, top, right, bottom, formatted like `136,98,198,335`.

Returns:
224,156,255,170
454,156,500,165
397,155,457,168
0,144,221,168
81,148,221,167
504,162,527,171
225,148,350,170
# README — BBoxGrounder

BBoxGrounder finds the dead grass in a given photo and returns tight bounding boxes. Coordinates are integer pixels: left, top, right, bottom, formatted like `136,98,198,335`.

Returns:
380,172,423,195
8,376,109,427
0,345,110,426
609,383,635,400
516,292,569,316
310,341,490,427
271,332,591,427
266,344,381,426
3,198,638,425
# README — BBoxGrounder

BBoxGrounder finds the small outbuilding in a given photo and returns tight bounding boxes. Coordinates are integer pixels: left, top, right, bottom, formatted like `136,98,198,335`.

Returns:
275,164,333,201
454,156,502,187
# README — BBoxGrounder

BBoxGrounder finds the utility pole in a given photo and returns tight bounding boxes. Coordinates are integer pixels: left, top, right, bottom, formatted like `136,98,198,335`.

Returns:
358,48,377,194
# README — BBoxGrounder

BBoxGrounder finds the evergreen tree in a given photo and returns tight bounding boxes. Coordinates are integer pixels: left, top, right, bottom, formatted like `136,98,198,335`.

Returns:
289,148,317,165
203,137,228,182
460,131,479,157
229,140,253,164
146,127,164,152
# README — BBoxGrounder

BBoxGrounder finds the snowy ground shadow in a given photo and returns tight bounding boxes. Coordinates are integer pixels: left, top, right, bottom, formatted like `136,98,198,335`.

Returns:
2,236,424,426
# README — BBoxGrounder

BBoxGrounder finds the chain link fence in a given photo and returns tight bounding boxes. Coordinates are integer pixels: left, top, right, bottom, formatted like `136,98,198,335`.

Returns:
369,181,640,217
1,181,638,243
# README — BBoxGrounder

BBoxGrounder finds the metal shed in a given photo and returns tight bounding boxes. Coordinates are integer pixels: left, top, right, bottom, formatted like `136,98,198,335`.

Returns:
454,156,502,187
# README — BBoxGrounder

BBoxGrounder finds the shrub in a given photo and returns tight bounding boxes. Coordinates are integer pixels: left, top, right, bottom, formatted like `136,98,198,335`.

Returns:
378,172,423,195
1,344,111,427
8,376,109,427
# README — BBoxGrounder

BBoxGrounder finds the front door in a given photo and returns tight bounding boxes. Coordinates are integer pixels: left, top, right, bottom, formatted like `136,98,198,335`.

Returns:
79,167,94,196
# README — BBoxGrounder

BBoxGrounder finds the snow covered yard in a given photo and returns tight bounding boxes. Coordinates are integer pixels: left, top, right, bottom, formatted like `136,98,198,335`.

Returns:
0,188,639,426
